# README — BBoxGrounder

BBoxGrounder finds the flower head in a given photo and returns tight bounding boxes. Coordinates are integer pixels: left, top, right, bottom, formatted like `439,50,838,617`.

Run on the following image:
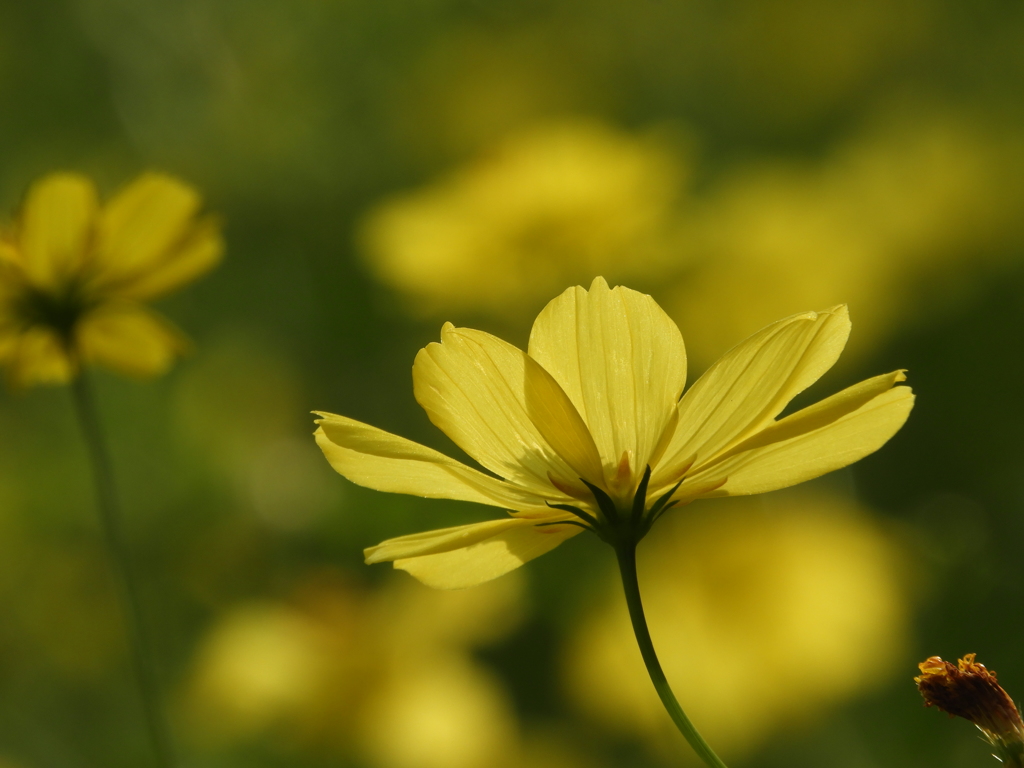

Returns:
0,172,223,387
315,277,913,589
360,121,684,318
916,654,1024,765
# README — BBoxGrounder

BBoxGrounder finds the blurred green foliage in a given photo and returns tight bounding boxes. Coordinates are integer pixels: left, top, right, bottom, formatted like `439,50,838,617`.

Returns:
1,0,1024,767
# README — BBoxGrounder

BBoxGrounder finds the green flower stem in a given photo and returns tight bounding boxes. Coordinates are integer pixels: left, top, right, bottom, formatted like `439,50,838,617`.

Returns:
615,542,730,768
70,372,175,768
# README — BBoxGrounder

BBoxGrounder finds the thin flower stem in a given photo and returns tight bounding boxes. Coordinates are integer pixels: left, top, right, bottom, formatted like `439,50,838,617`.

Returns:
70,372,176,768
615,542,730,768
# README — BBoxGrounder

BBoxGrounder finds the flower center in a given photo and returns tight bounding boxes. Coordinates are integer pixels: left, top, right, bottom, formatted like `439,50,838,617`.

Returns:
15,279,94,340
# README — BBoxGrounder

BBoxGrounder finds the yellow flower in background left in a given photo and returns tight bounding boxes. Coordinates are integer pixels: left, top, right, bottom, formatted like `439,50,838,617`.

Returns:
0,172,223,387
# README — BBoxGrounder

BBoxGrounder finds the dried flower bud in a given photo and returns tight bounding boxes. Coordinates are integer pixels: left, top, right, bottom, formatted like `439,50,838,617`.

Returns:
916,654,1024,767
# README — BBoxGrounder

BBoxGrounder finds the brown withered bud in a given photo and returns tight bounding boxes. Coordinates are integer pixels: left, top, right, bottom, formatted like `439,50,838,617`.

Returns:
916,654,1024,767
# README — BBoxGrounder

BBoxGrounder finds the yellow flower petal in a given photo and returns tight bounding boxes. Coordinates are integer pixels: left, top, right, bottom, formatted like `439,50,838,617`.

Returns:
112,215,223,300
413,324,599,495
365,517,529,563
523,354,605,486
722,370,909,458
655,306,850,487
1,326,74,388
314,413,543,508
528,277,686,483
76,303,188,378
390,518,583,589
690,376,914,496
95,172,201,279
16,173,97,286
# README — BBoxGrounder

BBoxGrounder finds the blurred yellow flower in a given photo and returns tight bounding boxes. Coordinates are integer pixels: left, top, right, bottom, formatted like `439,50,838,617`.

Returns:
183,571,527,768
360,121,685,318
0,172,223,387
360,112,1024,369
565,490,910,761
667,113,1024,364
315,277,913,589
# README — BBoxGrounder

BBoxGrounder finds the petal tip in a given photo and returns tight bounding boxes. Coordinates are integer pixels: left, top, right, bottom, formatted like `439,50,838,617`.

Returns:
820,303,849,315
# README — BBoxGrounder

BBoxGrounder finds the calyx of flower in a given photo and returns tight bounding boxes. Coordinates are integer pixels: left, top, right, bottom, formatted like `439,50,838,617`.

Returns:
542,465,689,547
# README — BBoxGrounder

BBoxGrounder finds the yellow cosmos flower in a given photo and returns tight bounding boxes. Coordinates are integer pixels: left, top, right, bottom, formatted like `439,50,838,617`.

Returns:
314,277,913,590
359,121,684,318
0,171,223,387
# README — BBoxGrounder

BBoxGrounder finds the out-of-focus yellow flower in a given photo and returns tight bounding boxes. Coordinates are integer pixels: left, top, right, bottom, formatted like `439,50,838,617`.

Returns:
0,172,222,387
315,277,912,589
185,601,333,735
360,121,685,318
182,571,527,768
360,655,517,768
361,113,1024,369
668,114,1024,364
565,490,910,761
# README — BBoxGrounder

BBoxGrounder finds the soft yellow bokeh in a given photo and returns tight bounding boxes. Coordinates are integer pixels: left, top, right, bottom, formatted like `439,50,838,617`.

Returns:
360,111,1024,367
565,489,910,762
360,121,687,318
0,172,222,387
669,111,1024,364
182,571,539,768
186,602,334,734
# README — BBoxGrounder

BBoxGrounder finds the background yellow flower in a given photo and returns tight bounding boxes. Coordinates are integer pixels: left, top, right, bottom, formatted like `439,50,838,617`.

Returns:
0,172,223,387
181,570,592,768
360,121,686,319
360,110,1024,367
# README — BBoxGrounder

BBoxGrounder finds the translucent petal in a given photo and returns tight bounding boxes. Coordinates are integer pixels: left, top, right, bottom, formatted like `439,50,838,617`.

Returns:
719,370,909,459
688,376,914,496
523,354,605,486
528,277,686,483
96,173,201,278
413,324,601,495
389,518,583,589
365,517,528,563
76,303,188,378
314,413,542,508
17,173,97,286
655,306,850,487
